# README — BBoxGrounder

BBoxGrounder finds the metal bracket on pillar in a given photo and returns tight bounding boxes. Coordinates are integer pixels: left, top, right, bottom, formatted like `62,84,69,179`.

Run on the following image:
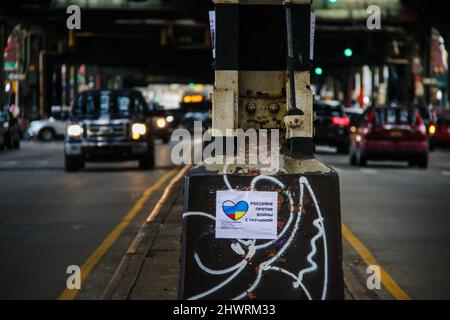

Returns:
283,0,314,157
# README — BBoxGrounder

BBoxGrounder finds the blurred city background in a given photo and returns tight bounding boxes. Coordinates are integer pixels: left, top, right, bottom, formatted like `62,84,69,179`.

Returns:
0,0,449,300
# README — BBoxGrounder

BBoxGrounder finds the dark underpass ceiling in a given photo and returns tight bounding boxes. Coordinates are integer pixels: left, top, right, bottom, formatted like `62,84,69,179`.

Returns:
0,0,447,83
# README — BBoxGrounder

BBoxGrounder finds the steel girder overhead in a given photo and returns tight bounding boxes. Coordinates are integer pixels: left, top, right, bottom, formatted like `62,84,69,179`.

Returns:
0,0,215,83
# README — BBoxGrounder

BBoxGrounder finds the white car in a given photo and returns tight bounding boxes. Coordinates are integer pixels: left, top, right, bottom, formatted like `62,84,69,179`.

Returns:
27,112,68,141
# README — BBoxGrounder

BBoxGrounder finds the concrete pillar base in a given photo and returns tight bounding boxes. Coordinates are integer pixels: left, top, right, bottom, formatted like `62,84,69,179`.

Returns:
179,155,344,300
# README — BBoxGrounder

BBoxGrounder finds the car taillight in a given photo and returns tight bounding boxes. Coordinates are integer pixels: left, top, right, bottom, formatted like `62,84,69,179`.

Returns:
415,111,423,126
414,111,427,139
367,111,375,125
362,111,375,139
419,124,427,135
332,117,350,126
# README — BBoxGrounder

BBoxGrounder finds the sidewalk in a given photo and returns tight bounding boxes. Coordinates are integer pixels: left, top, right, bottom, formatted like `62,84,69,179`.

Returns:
102,178,390,300
102,173,183,300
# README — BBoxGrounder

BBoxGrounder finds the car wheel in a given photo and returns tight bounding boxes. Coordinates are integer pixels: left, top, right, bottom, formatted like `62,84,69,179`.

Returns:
162,136,170,144
4,133,14,150
39,128,55,142
408,159,417,167
139,152,155,170
356,149,367,167
337,143,350,154
417,154,428,169
65,155,84,172
350,152,357,166
13,137,20,149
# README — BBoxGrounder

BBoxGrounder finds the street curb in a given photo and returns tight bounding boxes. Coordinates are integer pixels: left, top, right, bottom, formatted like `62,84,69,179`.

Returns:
101,174,184,300
343,257,372,300
342,239,393,300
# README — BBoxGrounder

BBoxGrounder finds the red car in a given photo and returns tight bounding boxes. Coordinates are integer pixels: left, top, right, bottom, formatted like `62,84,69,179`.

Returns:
350,106,429,168
433,109,450,146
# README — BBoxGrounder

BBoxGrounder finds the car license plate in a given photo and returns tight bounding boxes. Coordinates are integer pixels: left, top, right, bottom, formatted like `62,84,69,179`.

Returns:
390,130,403,137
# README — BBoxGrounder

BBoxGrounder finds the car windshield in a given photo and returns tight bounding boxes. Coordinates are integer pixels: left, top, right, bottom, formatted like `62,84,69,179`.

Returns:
437,113,450,125
417,106,430,120
50,111,69,121
374,108,418,125
184,111,208,120
314,103,344,117
346,113,363,125
0,111,8,122
72,92,144,119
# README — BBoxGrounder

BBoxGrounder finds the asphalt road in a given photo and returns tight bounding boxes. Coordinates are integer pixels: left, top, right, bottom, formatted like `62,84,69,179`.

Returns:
316,146,450,300
0,140,176,299
1,141,449,299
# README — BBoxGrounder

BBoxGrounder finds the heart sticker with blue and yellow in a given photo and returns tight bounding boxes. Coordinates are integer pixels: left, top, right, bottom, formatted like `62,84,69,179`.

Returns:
222,200,249,221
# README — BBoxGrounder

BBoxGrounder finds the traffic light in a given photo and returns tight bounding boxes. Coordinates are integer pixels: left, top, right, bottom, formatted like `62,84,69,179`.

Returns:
344,48,353,57
314,67,323,76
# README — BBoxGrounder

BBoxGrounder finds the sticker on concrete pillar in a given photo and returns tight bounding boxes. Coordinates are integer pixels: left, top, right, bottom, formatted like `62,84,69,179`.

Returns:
215,190,278,239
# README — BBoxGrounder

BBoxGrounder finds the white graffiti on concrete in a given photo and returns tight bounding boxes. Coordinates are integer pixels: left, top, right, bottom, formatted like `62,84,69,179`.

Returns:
183,172,328,300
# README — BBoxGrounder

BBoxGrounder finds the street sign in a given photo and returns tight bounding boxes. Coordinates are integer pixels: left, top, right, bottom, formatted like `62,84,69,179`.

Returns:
8,73,26,81
4,61,16,71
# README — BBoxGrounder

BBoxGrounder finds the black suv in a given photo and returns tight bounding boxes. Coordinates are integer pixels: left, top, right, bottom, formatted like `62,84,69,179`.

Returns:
313,100,351,153
64,90,155,172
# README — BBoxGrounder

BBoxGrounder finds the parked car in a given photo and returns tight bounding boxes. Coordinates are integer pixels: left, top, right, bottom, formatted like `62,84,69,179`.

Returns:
433,109,450,146
147,102,172,144
0,109,20,150
26,107,69,141
64,90,155,172
182,111,210,133
314,100,350,153
350,105,429,168
180,90,211,133
344,107,364,135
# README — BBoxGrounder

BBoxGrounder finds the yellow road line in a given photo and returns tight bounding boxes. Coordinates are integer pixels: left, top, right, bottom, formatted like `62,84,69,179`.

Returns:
341,223,411,300
58,168,179,300
127,164,191,255
146,164,191,223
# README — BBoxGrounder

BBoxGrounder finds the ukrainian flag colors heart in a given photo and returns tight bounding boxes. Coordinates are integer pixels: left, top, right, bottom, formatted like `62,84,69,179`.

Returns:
222,200,249,221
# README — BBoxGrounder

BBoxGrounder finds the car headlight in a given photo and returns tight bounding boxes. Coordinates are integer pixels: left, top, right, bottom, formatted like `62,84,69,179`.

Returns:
156,117,167,128
166,115,174,123
132,123,147,140
67,124,84,137
3,122,9,129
